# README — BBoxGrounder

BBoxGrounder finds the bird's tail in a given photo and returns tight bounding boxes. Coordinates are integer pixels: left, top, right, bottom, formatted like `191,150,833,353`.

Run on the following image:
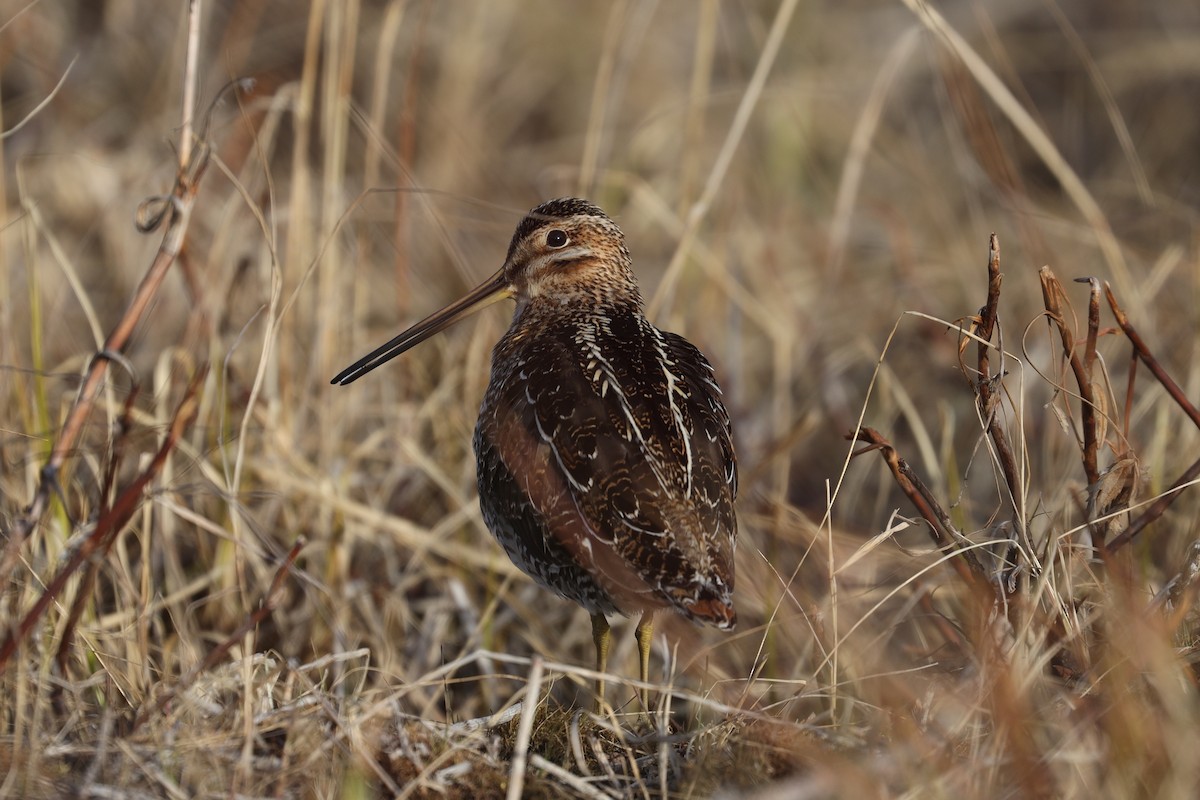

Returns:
670,580,736,630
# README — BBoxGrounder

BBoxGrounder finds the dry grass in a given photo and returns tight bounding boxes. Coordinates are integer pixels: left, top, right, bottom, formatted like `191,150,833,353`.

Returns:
3,0,1200,797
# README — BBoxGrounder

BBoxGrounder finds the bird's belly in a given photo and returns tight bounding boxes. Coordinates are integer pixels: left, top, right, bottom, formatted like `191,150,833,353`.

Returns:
474,421,625,616
479,496,620,616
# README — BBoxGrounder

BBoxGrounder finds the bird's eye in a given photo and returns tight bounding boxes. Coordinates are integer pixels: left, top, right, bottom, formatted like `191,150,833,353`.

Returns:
545,229,569,248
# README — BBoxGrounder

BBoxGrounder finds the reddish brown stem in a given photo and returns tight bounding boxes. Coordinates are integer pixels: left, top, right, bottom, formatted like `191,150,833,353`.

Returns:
1105,282,1200,431
973,235,1026,542
850,427,992,594
55,387,142,674
1,146,211,590
0,369,207,672
1099,281,1200,551
1123,348,1137,445
1079,277,1101,380
1039,267,1100,488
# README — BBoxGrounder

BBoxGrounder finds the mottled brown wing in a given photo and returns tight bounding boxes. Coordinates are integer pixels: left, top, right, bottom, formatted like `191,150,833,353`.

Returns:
522,309,737,610
475,395,625,615
490,332,661,606
656,327,738,539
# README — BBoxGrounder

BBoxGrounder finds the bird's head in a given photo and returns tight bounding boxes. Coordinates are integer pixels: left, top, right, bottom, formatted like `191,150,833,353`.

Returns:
331,198,639,385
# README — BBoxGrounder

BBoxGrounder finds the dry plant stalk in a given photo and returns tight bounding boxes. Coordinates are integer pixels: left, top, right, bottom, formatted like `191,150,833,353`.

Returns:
850,238,1020,608
1040,268,1102,492
1040,267,1114,550
1101,282,1200,552
1104,283,1200,432
0,119,212,592
968,234,1028,556
0,369,206,670
852,241,1200,692
1041,266,1200,554
849,427,991,594
53,386,142,674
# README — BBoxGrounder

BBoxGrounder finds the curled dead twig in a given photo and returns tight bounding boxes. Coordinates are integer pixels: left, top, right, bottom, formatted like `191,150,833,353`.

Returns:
843,428,1086,676
969,234,1028,554
1039,267,1101,487
1041,267,1122,549
848,427,992,594
847,428,1084,681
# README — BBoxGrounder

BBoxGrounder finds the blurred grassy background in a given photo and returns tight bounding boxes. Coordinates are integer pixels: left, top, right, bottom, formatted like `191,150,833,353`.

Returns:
2,0,1200,796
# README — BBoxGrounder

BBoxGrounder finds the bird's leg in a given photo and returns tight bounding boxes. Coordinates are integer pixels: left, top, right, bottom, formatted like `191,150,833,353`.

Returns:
591,613,611,712
635,612,655,709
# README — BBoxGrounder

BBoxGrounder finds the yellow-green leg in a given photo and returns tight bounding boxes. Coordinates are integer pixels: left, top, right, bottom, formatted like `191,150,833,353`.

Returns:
635,612,655,709
591,613,611,712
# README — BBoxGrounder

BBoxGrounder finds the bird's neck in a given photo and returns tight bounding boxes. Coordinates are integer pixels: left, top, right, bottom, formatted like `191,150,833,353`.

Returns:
511,278,643,324
501,293,646,352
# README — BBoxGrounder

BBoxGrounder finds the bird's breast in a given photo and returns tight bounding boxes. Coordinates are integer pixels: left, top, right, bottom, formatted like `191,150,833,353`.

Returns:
474,302,738,620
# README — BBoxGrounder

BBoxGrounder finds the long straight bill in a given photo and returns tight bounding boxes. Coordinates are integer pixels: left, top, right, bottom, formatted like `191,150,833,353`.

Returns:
331,269,513,385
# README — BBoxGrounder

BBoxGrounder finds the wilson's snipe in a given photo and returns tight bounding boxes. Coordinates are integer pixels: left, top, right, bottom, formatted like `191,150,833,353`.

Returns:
332,198,737,708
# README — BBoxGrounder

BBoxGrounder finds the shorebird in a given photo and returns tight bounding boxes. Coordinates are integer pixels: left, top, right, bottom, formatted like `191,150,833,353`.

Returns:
332,198,737,708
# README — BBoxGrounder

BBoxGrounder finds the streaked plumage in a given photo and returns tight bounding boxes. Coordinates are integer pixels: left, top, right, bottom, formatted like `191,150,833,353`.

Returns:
332,198,737,706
